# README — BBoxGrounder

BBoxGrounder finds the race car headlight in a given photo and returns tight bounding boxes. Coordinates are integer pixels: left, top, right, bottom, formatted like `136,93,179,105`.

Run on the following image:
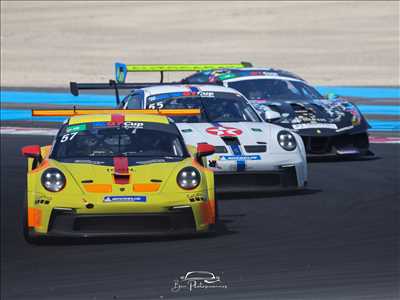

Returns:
277,131,297,151
177,167,200,190
41,168,66,192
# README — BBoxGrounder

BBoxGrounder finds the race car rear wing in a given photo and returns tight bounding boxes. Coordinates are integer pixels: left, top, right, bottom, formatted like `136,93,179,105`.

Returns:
70,79,224,106
115,62,253,83
32,108,201,117
70,80,154,97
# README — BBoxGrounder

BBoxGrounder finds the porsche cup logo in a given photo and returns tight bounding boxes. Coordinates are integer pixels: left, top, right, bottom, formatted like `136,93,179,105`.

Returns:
206,126,242,137
316,129,322,134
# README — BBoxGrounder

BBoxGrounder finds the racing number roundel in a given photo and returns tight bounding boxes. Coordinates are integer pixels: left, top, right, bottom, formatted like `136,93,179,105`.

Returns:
206,126,243,137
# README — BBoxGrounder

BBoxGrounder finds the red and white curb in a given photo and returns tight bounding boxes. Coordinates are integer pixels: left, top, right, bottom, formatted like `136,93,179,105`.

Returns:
368,136,400,144
1,127,400,144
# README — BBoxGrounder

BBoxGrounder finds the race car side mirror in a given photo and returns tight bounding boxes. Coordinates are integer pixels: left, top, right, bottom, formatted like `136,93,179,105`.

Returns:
264,110,281,122
21,145,42,159
196,143,215,160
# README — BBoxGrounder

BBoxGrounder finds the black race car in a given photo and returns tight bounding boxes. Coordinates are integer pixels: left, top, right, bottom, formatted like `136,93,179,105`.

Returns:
182,68,372,158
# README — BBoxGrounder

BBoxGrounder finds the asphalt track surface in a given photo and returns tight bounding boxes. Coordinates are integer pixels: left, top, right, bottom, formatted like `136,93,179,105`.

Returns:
1,134,399,300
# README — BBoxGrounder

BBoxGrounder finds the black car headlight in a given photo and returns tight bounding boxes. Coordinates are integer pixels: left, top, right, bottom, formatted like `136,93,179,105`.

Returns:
177,167,201,190
277,130,297,151
41,168,66,192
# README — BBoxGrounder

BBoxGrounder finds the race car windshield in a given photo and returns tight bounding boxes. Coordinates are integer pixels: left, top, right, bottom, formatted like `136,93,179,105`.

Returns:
227,79,323,101
142,92,261,123
51,122,188,159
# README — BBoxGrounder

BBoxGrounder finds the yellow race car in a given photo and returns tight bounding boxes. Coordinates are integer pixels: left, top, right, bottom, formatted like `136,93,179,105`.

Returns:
21,110,216,242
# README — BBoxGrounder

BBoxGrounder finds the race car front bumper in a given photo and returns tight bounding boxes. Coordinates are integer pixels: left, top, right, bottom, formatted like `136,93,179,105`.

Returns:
301,132,372,157
214,166,302,193
34,206,202,237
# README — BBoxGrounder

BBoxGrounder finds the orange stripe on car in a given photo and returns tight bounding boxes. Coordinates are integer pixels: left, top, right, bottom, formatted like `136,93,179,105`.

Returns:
28,208,42,227
191,159,212,174
41,145,52,159
83,184,112,193
200,199,216,224
30,160,49,173
132,183,160,192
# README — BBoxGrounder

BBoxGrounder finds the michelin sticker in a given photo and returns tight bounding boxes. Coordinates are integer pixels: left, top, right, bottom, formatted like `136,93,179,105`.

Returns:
103,196,147,202
219,155,261,161
292,123,337,130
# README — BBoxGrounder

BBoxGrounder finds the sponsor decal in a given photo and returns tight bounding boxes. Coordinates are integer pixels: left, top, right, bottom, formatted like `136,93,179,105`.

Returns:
92,122,107,127
336,125,354,132
123,122,144,134
219,155,261,161
208,160,218,168
66,124,86,133
171,271,228,293
198,91,214,98
251,128,263,132
218,73,237,80
262,72,279,76
148,90,215,102
206,126,243,137
103,196,146,202
292,123,338,130
123,121,144,129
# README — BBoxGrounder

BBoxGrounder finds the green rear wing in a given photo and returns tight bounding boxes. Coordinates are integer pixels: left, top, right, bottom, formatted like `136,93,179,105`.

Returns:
115,62,252,83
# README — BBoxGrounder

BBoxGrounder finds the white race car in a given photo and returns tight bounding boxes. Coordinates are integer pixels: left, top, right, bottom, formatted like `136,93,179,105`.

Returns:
119,84,308,193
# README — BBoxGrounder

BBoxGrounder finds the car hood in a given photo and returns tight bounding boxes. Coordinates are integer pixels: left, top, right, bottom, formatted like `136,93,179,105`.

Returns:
176,122,270,147
250,98,369,134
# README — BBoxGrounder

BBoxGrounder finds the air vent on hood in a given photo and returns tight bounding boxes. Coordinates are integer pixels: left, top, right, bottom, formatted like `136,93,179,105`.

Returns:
244,145,267,153
214,146,228,153
221,136,240,146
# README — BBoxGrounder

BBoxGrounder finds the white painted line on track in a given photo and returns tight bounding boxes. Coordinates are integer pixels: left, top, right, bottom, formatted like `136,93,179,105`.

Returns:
369,136,400,144
0,127,58,136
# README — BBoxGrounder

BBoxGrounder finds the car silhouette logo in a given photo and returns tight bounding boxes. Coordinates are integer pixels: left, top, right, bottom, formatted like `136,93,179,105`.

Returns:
180,271,221,284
